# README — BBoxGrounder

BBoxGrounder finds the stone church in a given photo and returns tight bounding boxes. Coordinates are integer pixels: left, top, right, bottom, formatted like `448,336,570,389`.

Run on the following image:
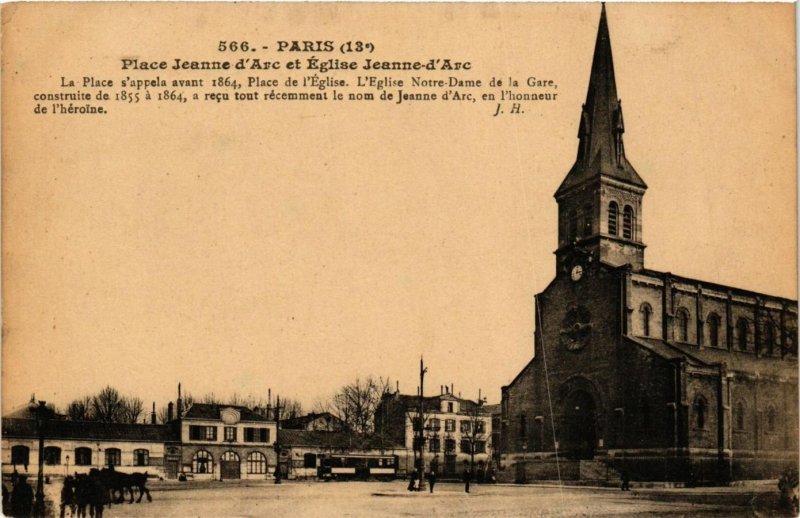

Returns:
500,6,798,483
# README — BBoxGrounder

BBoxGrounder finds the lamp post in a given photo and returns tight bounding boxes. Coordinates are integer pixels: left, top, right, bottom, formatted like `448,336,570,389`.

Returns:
65,455,70,477
33,401,50,517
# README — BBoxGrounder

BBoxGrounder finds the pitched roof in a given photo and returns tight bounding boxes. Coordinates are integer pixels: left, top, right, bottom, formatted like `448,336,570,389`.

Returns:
387,394,492,416
182,403,271,422
2,418,176,442
277,429,404,450
626,336,797,379
281,412,342,429
556,4,646,197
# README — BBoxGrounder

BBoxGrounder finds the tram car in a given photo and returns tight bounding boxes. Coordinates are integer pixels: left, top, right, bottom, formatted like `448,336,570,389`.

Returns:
317,453,398,481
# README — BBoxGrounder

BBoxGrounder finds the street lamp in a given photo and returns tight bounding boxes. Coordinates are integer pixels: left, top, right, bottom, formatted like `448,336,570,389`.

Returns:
65,455,70,477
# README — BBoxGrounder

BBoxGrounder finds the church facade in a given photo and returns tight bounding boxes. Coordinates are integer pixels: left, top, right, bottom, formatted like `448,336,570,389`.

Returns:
500,6,798,484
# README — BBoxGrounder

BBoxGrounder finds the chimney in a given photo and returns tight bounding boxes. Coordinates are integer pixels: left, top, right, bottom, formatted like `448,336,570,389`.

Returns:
177,383,183,418
451,383,454,395
440,385,444,395
167,402,174,422
151,402,157,424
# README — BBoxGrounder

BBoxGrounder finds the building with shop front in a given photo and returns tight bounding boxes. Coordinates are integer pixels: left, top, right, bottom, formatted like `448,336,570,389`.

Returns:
375,388,493,477
499,5,798,484
176,403,277,480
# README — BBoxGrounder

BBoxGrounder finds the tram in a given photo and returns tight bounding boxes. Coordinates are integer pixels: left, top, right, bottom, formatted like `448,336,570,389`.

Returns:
317,453,398,481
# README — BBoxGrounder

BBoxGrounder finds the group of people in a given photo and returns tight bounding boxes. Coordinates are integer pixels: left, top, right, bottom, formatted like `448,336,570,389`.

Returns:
2,471,34,518
406,466,472,494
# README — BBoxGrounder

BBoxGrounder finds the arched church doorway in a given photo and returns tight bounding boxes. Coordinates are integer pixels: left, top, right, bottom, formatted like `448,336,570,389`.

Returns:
562,390,597,459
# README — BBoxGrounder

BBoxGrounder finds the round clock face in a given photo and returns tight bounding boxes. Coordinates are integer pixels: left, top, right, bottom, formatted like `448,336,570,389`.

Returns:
560,306,592,352
571,264,584,281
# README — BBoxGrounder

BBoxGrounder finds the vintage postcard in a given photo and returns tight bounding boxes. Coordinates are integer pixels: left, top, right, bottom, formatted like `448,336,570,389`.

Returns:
1,3,797,516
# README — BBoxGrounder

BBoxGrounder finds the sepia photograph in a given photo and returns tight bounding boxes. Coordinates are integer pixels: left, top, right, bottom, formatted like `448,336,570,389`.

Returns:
1,2,797,516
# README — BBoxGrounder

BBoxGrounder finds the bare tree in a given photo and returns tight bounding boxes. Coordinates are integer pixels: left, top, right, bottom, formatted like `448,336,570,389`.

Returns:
157,404,171,424
91,386,125,423
119,396,144,424
280,397,304,420
327,376,392,436
66,396,92,421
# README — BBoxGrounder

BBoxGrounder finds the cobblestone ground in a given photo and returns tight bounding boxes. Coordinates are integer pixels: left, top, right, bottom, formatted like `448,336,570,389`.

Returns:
56,479,789,518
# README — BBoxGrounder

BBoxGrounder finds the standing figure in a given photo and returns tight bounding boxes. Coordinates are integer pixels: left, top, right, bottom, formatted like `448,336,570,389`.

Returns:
9,475,33,518
463,467,471,494
621,470,631,491
428,468,436,493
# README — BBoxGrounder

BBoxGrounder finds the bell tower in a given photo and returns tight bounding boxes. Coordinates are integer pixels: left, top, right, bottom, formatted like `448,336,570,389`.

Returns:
554,4,647,275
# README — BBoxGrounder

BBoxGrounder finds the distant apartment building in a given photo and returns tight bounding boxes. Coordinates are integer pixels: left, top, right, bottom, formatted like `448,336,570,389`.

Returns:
375,387,493,476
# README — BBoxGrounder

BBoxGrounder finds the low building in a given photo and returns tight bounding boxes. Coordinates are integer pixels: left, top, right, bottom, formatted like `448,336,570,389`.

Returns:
375,389,493,477
2,409,174,479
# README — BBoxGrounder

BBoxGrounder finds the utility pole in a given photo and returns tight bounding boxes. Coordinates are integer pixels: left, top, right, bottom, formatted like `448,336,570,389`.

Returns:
33,401,50,518
470,389,486,477
273,395,284,484
417,357,427,491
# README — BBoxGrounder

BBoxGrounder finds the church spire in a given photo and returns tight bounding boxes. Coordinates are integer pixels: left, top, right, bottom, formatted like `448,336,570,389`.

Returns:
556,4,646,197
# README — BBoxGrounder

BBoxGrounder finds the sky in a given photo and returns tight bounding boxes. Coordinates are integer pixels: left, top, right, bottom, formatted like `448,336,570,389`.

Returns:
2,3,796,416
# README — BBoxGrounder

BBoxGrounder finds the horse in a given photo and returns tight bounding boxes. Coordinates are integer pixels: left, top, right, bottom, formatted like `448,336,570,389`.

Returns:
74,473,106,518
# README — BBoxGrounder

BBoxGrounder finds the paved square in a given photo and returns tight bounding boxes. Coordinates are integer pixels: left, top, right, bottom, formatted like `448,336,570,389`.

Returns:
85,480,785,517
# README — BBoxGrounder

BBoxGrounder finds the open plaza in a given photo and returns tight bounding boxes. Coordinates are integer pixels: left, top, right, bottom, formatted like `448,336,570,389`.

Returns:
29,478,789,517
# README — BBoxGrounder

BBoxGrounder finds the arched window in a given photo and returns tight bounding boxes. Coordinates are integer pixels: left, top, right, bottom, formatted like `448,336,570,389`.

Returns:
608,202,619,236
623,205,634,239
75,447,92,466
763,322,775,355
11,445,30,467
707,313,721,348
105,448,121,467
734,401,745,432
519,414,527,440
766,406,777,432
133,449,149,466
694,396,708,429
248,451,268,474
44,446,61,465
582,204,593,237
568,209,578,241
676,308,690,342
192,450,213,474
737,318,749,351
640,303,652,337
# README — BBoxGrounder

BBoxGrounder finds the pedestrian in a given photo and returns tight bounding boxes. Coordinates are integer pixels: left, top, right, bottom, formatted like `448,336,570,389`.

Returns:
621,470,630,491
463,467,471,494
428,468,436,493
407,468,417,491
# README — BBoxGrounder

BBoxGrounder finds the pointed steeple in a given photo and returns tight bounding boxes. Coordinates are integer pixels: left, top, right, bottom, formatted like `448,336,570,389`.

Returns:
556,4,646,196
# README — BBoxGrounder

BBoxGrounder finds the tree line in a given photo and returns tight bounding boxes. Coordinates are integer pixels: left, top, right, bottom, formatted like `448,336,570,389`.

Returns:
61,376,393,432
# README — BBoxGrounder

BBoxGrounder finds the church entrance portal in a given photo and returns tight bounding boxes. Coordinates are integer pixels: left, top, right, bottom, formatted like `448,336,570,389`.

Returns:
562,390,597,459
